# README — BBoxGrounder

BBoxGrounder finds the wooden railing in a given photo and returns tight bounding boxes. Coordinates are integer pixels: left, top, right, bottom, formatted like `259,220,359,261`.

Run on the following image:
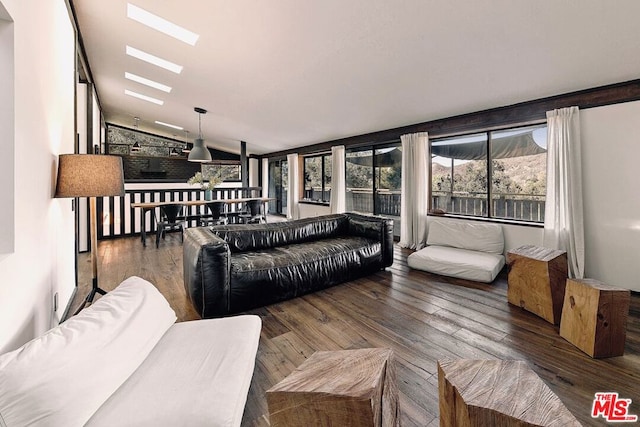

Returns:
346,189,401,217
345,189,543,222
431,192,545,222
95,186,262,239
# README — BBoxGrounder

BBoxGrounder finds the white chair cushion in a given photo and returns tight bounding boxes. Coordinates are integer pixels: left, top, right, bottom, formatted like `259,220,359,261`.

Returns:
426,220,504,255
0,276,176,427
87,315,262,427
408,245,505,283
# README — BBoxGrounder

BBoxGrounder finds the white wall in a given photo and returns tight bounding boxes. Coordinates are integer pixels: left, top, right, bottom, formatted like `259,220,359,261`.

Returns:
299,203,331,219
248,157,260,187
0,0,76,352
581,101,640,291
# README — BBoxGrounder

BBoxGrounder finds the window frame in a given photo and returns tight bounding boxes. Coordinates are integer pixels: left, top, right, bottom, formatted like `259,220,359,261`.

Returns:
345,141,402,217
429,123,547,225
302,152,332,204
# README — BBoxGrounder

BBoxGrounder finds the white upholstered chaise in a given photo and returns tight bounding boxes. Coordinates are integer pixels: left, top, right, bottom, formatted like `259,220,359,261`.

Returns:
0,276,261,427
407,220,505,283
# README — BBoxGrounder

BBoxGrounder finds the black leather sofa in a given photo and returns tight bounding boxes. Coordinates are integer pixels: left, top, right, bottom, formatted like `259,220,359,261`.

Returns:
183,213,394,318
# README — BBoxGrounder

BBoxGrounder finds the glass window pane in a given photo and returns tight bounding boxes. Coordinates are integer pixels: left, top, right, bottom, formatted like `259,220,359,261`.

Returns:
268,159,285,215
346,149,373,214
303,156,323,201
281,160,288,211
374,145,401,217
431,133,488,217
490,125,547,222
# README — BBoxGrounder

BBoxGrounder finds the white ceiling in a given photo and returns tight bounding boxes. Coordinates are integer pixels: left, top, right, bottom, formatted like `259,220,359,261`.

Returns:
72,0,640,156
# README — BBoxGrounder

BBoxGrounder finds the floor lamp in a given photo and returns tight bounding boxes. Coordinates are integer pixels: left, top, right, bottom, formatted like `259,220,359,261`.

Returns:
55,154,125,315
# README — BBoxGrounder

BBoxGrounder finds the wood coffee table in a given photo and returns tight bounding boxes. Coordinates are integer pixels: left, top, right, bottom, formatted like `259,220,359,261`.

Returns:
506,245,568,324
266,348,399,427
438,359,580,426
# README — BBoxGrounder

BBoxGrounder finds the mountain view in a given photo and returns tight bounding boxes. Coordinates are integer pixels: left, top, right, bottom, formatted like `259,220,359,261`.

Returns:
432,153,546,196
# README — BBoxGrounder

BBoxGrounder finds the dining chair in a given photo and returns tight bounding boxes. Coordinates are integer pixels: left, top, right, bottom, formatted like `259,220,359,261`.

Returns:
155,204,185,248
201,201,228,227
239,199,266,224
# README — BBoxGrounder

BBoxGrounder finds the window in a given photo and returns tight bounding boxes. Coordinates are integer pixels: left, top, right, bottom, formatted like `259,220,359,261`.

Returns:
430,124,547,222
268,159,287,215
345,144,402,218
202,162,241,181
302,154,331,203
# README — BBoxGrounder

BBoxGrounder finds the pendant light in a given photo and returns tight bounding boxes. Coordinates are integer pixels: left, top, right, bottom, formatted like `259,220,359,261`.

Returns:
130,117,142,153
188,107,212,162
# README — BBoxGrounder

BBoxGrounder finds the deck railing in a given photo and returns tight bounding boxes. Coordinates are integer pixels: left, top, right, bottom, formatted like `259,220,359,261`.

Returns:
431,192,545,222
344,189,544,222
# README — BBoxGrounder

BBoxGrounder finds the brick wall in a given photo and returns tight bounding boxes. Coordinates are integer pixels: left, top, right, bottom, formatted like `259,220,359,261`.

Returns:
122,156,201,181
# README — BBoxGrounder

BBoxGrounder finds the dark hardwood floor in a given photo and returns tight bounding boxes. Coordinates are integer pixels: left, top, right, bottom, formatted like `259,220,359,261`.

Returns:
72,233,640,426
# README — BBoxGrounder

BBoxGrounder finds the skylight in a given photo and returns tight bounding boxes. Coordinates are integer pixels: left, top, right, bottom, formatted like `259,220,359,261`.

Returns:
126,45,183,74
125,72,171,93
124,89,164,105
155,120,183,130
127,4,199,46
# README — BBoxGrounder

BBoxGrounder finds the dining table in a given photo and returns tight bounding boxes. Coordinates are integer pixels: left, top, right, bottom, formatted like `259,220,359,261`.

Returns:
131,197,273,247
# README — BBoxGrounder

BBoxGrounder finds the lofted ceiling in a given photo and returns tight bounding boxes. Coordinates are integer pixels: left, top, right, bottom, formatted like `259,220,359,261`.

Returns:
72,0,640,156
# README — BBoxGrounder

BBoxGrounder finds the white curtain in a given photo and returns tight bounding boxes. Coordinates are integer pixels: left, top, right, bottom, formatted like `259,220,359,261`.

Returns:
399,132,429,249
286,153,299,220
330,145,346,213
544,106,584,278
261,158,269,214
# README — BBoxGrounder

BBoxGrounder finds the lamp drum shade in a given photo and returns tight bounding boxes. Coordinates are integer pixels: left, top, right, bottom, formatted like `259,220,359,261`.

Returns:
55,154,125,198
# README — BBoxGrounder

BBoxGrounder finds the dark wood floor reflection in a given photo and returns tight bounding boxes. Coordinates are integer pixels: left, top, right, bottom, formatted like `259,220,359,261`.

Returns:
72,232,640,426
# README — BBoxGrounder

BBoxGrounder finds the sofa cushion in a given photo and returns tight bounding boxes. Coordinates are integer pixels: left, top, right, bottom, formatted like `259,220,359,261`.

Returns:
426,220,504,255
211,214,348,253
0,277,176,427
87,315,261,427
408,245,505,283
228,236,382,312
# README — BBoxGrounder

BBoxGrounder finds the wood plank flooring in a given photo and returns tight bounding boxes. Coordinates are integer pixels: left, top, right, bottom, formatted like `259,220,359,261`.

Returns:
72,233,640,426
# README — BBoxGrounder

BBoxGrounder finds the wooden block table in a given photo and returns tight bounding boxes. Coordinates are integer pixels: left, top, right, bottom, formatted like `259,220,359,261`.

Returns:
266,348,399,427
560,278,630,358
507,245,568,324
438,359,581,427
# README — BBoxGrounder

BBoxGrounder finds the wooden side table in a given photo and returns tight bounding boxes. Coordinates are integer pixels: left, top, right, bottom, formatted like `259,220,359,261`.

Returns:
438,359,581,426
560,278,630,358
506,245,568,324
266,348,399,427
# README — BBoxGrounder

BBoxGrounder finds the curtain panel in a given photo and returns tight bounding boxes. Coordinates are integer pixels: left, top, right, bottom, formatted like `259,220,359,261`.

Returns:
399,132,429,249
261,158,269,214
286,153,299,220
544,106,585,278
330,145,346,214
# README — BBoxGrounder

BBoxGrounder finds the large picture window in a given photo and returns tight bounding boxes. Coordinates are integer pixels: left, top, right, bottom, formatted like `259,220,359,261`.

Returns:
430,124,547,222
345,144,402,219
302,153,332,203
